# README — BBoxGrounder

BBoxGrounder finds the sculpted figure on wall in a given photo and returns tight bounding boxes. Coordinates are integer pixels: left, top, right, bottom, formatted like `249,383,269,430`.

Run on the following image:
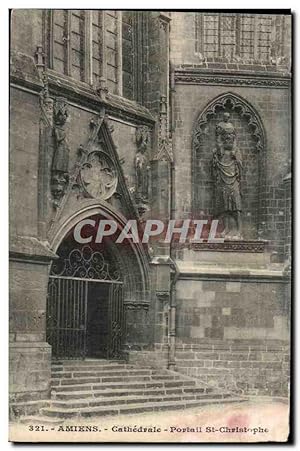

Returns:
51,98,70,206
135,125,150,213
212,112,243,239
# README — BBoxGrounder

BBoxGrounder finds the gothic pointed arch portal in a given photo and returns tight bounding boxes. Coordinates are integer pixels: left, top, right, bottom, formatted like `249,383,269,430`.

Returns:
192,92,266,239
46,205,151,360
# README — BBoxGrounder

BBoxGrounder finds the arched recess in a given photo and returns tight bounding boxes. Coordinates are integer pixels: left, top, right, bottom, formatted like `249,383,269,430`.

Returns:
47,199,152,358
49,199,150,293
192,92,266,239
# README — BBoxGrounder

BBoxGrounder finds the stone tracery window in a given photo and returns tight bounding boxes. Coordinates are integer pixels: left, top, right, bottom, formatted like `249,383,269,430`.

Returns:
195,13,286,63
239,14,255,60
121,11,145,102
46,10,144,99
50,10,87,82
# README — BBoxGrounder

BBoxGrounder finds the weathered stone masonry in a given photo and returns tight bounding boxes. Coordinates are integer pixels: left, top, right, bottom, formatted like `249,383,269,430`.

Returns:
10,11,291,410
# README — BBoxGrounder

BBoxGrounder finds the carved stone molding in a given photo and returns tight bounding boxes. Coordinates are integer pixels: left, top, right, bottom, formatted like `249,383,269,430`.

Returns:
158,12,171,31
153,96,173,162
45,70,155,127
94,76,109,101
40,72,54,126
38,72,55,237
156,291,170,302
174,240,267,253
193,92,266,153
79,151,118,200
124,301,150,311
72,112,118,202
47,110,139,222
174,70,291,89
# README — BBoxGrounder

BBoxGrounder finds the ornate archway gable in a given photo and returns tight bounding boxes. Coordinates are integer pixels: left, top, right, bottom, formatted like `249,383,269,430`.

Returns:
48,108,141,237
192,92,266,153
99,115,140,219
48,200,151,300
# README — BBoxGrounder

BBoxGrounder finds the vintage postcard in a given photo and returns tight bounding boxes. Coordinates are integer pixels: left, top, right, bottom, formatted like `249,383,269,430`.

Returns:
9,9,292,443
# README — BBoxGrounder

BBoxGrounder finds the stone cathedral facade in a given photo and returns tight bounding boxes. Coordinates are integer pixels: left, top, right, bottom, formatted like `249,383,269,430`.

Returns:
10,10,291,414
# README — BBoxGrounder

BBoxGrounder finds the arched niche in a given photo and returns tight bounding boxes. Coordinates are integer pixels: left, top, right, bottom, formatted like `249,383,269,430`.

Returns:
47,201,152,356
192,92,266,239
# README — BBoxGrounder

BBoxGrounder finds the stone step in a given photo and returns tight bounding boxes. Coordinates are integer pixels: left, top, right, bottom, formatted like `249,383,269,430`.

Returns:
53,359,127,367
51,374,184,386
54,385,211,401
51,369,165,379
41,397,245,418
14,361,241,422
52,367,156,378
52,364,136,373
50,391,229,409
51,379,196,393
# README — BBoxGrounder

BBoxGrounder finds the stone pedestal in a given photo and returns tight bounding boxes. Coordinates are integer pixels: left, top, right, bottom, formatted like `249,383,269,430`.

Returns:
9,341,51,403
9,237,56,404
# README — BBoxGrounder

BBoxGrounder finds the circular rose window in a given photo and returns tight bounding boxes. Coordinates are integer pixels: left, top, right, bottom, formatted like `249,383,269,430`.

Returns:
80,151,118,200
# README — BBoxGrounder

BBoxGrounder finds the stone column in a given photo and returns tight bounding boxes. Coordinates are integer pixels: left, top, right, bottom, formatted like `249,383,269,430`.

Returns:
145,13,175,356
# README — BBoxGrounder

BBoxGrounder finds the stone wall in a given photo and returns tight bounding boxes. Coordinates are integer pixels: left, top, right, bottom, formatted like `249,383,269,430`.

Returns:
9,257,53,404
172,249,290,397
175,277,289,341
126,343,169,368
9,342,51,404
10,9,44,57
9,259,49,341
175,341,289,397
10,88,41,238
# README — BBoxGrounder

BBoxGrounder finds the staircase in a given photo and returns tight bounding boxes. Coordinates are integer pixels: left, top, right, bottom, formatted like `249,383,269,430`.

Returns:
17,359,244,422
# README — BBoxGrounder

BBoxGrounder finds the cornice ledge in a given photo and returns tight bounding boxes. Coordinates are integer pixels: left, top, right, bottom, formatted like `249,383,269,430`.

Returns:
176,266,288,283
124,300,150,310
46,70,155,125
10,49,43,93
9,236,57,263
174,68,291,88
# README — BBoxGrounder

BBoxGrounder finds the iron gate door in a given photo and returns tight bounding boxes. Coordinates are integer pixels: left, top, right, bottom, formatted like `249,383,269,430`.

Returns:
47,277,125,359
47,277,88,359
108,283,125,359
47,244,125,360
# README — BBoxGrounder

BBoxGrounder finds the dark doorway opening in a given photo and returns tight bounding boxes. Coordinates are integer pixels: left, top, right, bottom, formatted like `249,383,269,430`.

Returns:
47,278,124,360
46,242,125,360
86,282,110,358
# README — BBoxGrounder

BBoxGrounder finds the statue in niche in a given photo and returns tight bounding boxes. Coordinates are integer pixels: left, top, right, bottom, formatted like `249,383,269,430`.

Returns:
51,98,70,206
212,112,243,239
135,125,150,213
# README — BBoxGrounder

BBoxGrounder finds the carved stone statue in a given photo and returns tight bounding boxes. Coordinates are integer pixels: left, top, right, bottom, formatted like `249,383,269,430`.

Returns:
212,112,243,239
135,126,150,213
52,98,69,173
51,98,70,206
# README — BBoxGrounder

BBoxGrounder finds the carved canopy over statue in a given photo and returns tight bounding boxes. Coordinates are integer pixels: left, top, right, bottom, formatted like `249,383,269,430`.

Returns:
212,112,243,239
